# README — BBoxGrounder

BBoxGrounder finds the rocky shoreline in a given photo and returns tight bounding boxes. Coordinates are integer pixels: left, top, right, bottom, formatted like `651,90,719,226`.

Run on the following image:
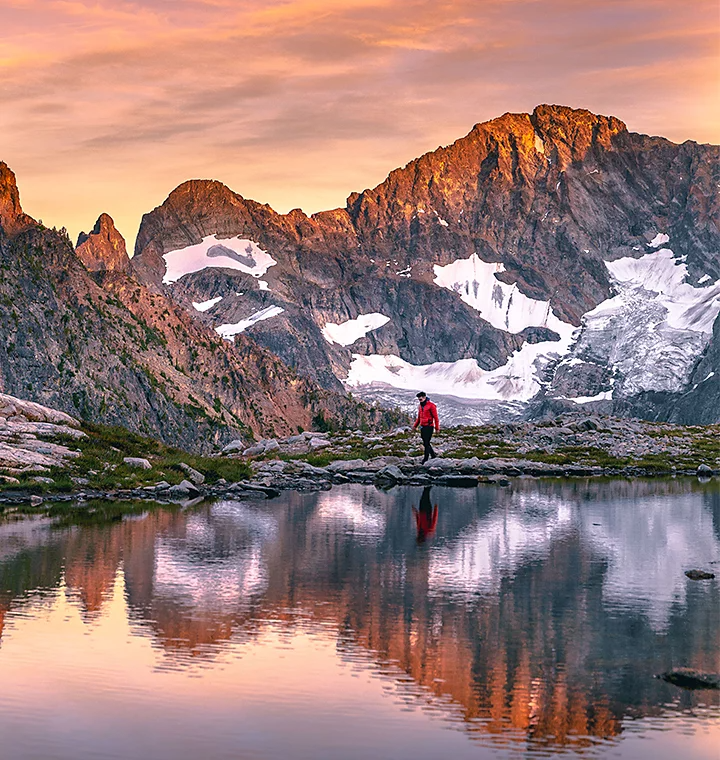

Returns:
1,445,716,512
2,393,720,511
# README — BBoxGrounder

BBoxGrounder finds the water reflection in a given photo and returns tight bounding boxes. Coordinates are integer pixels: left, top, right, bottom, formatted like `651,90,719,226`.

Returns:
413,486,438,543
0,479,718,759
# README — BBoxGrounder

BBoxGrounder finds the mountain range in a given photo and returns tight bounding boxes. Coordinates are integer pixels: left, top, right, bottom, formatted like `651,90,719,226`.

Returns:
1,104,719,445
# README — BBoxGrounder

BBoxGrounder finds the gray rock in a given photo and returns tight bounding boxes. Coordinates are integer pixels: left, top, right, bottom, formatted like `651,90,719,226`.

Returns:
221,440,246,455
264,439,280,453
31,476,55,484
576,418,600,432
376,464,405,483
326,459,367,473
123,457,152,470
167,479,201,499
179,462,205,485
308,437,331,451
29,495,43,506
71,476,90,486
697,464,713,475
154,480,171,491
243,443,267,457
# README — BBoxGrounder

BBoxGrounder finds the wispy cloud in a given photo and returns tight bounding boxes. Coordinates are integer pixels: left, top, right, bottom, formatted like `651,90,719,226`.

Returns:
0,0,717,246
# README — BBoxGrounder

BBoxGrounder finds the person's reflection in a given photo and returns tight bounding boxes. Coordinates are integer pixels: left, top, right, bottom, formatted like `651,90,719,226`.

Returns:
413,486,438,543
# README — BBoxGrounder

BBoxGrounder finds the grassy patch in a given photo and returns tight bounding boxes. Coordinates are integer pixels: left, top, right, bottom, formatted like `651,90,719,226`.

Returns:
1,422,252,495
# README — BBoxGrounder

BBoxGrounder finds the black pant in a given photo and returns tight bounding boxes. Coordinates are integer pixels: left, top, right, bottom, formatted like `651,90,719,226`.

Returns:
420,426,436,462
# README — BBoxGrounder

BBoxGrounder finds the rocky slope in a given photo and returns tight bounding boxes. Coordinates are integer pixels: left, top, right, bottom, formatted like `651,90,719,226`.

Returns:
129,105,720,424
0,164,402,451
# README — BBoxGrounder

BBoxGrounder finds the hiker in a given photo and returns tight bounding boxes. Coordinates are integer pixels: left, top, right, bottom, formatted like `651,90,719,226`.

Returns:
412,486,438,543
412,391,439,464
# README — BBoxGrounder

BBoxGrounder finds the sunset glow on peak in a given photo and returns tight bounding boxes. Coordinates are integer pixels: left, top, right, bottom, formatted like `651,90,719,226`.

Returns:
1,0,717,246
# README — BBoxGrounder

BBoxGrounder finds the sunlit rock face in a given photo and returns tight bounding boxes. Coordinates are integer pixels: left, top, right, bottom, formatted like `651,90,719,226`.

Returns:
75,213,131,273
131,104,720,424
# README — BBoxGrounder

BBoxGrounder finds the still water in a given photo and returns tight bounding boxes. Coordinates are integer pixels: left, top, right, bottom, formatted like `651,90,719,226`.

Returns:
0,480,718,759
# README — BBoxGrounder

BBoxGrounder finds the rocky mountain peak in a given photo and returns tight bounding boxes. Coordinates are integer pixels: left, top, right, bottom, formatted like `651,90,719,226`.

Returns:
0,161,34,236
76,213,130,273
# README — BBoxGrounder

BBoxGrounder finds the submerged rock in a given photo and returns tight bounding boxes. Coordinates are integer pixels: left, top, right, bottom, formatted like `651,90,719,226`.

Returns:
658,669,720,690
685,569,715,580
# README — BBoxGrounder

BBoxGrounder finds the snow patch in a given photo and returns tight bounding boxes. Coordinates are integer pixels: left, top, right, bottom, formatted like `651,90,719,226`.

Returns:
258,280,270,291
698,274,712,284
534,133,545,154
216,306,284,341
438,218,449,227
322,313,390,347
647,233,670,248
433,254,573,339
192,296,223,312
346,332,572,402
162,235,277,284
564,391,614,404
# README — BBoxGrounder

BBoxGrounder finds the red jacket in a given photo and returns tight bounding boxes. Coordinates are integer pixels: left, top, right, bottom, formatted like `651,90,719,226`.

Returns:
414,400,439,430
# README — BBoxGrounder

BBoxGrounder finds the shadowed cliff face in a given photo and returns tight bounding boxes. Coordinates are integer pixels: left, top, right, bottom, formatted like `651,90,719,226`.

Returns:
129,105,720,422
0,166,402,449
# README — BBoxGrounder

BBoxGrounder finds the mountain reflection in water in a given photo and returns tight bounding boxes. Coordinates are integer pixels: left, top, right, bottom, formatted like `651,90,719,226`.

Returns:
0,480,718,760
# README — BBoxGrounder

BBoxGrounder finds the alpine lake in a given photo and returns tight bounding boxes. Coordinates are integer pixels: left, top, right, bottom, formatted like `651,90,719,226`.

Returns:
0,478,718,759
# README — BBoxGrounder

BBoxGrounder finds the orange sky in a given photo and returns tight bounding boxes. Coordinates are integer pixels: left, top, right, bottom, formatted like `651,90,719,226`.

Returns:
1,0,718,249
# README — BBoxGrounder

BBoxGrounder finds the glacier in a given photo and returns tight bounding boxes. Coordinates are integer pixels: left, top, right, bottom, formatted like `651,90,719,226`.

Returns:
163,235,277,285
553,246,720,398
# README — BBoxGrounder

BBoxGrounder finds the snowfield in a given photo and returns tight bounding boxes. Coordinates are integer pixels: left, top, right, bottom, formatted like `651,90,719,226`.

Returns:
192,296,223,312
433,253,572,336
216,306,284,341
322,313,390,346
162,235,277,285
347,245,720,405
346,326,574,402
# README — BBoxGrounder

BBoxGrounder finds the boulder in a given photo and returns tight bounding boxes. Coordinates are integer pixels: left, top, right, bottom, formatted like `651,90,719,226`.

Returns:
308,437,331,451
179,462,205,485
29,494,43,506
576,417,600,432
31,476,54,484
375,465,405,483
123,457,152,470
697,464,713,475
243,443,266,457
221,440,246,455
326,459,367,473
167,479,201,499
